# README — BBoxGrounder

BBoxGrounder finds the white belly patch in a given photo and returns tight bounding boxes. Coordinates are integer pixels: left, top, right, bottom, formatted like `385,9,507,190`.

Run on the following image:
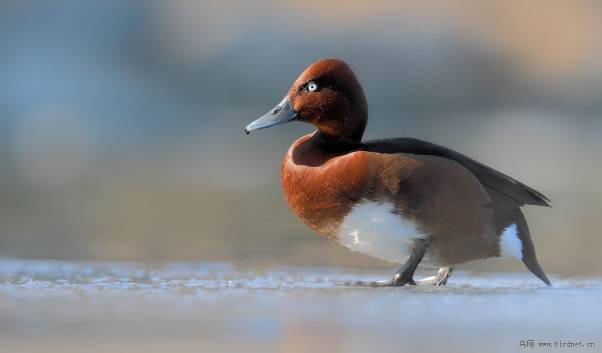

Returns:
337,201,427,264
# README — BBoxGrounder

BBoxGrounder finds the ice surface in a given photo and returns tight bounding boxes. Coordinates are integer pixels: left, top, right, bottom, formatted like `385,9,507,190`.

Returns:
0,258,600,353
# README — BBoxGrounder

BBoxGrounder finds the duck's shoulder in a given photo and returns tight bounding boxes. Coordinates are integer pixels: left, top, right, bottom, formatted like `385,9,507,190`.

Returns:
358,137,550,208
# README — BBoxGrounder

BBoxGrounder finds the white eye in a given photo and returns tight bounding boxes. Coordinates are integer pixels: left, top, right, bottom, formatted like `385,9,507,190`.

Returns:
307,81,318,92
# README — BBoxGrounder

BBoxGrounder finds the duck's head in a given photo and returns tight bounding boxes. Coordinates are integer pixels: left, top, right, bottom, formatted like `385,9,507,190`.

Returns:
245,59,367,144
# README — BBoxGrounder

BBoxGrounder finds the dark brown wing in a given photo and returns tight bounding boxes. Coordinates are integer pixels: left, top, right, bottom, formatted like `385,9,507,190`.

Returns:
359,137,550,208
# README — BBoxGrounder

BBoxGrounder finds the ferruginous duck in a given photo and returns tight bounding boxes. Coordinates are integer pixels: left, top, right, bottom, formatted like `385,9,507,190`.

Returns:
245,59,551,287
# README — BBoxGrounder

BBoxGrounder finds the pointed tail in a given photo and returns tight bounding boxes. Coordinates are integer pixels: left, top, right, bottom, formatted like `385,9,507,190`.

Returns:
515,210,552,287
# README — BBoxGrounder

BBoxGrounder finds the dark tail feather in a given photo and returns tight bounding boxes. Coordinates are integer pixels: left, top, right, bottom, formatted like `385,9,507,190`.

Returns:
522,255,552,287
515,210,552,287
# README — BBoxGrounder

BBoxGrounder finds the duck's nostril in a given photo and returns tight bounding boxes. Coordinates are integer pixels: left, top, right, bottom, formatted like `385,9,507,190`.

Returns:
272,106,281,115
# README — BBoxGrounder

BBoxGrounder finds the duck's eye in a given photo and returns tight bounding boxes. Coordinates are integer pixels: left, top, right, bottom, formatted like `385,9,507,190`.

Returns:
307,81,319,92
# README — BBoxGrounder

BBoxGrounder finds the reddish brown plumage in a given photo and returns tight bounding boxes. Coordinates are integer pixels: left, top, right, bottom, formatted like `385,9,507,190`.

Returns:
281,133,370,237
282,132,498,265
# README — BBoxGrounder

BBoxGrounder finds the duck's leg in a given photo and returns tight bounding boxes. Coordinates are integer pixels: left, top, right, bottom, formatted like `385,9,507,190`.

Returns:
360,239,430,287
391,238,430,286
416,267,454,286
347,239,430,287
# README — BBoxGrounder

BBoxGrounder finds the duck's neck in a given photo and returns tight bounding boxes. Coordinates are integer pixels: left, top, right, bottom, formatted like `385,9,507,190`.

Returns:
311,130,362,153
288,131,358,168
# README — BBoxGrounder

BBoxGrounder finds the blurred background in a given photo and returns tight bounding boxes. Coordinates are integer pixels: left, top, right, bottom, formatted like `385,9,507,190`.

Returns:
0,0,601,276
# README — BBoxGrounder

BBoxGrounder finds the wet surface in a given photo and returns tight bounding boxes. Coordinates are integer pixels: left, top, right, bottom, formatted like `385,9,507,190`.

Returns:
1,258,601,353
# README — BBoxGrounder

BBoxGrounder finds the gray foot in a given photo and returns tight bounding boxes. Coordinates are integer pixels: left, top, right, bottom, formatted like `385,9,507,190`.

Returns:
416,267,454,286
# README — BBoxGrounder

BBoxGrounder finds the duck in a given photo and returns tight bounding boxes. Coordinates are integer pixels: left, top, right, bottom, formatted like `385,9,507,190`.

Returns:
245,58,551,287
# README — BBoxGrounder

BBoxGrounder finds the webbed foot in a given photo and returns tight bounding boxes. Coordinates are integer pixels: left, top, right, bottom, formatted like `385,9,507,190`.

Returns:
415,267,453,286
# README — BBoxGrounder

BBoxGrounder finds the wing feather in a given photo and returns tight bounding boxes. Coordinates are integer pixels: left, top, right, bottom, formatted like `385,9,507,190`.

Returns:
360,137,550,208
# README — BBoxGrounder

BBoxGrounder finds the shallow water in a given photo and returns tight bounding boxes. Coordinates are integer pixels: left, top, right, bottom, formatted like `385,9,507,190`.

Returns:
1,258,600,353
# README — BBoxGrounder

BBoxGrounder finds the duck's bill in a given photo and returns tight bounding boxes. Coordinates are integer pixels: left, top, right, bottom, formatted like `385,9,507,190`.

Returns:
245,96,298,134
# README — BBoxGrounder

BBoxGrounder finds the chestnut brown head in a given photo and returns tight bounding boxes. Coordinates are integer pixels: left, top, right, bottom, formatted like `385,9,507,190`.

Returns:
245,59,368,144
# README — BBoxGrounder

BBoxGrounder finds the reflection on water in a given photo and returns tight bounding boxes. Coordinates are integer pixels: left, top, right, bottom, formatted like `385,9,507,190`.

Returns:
1,258,601,353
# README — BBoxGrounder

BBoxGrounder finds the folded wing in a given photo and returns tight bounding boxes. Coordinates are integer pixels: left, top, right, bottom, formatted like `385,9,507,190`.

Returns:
360,138,550,208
